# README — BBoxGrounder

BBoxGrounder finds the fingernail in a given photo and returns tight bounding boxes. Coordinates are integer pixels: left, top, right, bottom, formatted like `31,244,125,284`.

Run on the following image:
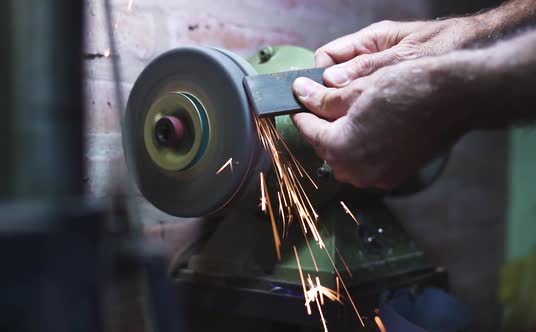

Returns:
293,77,315,98
325,67,349,86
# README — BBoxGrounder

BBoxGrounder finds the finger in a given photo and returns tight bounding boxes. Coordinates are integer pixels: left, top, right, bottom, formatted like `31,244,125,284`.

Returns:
293,77,356,120
315,31,374,68
291,113,331,150
323,49,400,87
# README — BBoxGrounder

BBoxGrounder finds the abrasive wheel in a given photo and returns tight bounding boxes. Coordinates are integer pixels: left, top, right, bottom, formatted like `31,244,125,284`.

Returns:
123,47,265,218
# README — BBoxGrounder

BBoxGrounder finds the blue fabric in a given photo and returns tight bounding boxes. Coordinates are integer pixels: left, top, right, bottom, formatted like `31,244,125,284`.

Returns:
379,288,472,332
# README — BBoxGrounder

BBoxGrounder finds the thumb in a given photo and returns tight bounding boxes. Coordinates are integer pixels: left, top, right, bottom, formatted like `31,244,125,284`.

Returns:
293,77,352,120
323,49,399,87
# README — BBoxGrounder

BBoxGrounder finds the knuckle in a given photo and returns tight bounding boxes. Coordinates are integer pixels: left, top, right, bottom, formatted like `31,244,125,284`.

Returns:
394,46,421,60
314,48,326,57
373,20,393,29
327,90,347,112
353,57,374,76
317,90,332,115
314,49,325,60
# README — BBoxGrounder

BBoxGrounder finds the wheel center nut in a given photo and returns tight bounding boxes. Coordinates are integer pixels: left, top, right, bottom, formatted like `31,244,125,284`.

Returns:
154,116,185,148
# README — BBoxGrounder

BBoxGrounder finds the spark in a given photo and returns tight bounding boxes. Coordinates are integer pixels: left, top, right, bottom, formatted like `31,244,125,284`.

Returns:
294,246,311,315
256,117,364,330
277,191,287,238
216,157,234,175
375,316,387,332
340,201,360,225
309,275,329,332
316,277,324,305
261,172,281,260
323,246,365,327
316,295,328,332
254,117,322,245
303,273,343,332
260,172,266,212
336,277,340,301
336,247,353,278
303,232,319,272
127,0,134,10
103,48,111,57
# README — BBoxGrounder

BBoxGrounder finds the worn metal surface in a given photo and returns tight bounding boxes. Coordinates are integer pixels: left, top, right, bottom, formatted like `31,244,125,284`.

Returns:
244,67,325,118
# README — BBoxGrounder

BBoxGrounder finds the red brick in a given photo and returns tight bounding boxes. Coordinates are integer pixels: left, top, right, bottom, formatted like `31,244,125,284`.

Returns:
85,80,132,135
168,13,304,56
85,134,125,197
85,0,157,64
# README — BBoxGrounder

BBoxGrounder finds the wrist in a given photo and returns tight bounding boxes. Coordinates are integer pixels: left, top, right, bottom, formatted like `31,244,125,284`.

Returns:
430,33,536,130
424,52,487,131
446,16,490,48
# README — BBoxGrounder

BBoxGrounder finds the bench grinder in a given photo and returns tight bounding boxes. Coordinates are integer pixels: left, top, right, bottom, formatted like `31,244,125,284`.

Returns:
123,45,448,330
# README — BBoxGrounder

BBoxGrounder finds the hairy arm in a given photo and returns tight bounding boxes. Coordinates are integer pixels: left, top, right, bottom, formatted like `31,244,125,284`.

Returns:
453,29,536,127
316,0,536,87
472,0,536,43
291,29,536,188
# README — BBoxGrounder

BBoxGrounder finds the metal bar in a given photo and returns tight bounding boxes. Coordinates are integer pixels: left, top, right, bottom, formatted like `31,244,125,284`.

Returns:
244,68,325,118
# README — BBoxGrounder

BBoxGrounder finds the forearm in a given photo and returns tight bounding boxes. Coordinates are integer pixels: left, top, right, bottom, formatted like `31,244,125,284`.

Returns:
474,0,536,41
445,0,536,48
437,29,536,129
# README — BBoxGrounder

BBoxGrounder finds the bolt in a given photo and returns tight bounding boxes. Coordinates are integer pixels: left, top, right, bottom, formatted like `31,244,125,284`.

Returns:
154,116,185,148
259,46,274,63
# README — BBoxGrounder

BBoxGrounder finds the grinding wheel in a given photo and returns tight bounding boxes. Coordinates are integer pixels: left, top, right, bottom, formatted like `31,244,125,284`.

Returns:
123,47,264,217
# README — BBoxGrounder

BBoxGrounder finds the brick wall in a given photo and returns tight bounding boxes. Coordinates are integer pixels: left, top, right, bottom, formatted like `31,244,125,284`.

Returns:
84,1,505,331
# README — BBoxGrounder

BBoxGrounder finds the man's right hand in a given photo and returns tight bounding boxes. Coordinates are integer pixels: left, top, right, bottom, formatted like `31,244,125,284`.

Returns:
317,18,482,88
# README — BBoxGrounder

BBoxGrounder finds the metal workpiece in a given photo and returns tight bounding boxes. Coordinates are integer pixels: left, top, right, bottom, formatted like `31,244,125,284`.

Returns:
244,67,326,117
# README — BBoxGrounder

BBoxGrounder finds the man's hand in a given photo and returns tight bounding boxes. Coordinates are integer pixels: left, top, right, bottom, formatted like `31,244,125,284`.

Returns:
292,57,471,189
290,0,536,189
292,28,536,189
316,18,481,88
317,0,536,89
